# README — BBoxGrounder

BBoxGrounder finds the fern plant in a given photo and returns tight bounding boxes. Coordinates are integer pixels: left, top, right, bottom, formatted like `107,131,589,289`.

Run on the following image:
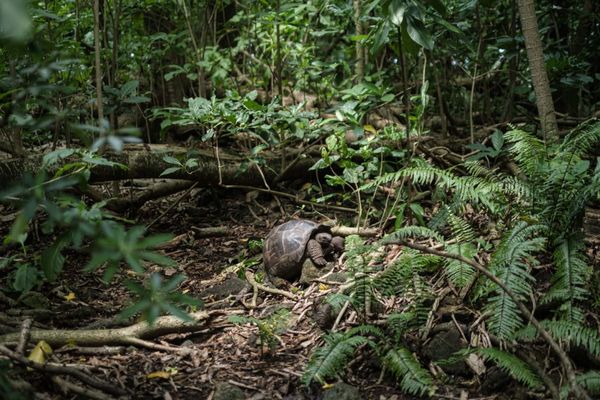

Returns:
484,221,546,339
384,347,435,396
471,348,543,389
302,327,375,386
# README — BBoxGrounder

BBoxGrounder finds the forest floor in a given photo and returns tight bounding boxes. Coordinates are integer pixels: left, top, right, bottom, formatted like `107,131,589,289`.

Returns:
2,187,430,399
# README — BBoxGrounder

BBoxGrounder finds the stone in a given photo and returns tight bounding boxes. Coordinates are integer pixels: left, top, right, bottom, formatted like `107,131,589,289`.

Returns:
299,259,334,284
423,324,470,375
322,382,361,400
213,381,245,400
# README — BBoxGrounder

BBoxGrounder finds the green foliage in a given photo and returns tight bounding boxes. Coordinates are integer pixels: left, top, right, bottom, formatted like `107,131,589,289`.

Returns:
444,242,477,288
230,308,290,354
0,360,29,400
85,225,175,282
474,348,543,389
518,320,600,359
154,90,317,148
485,222,545,339
302,327,374,386
544,238,590,322
384,347,434,396
562,371,600,399
121,273,202,325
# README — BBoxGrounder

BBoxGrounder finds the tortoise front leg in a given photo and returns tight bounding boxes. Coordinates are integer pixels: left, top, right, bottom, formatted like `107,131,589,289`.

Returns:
306,238,327,267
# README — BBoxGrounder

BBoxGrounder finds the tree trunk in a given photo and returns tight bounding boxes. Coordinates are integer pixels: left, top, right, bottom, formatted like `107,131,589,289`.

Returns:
353,0,364,83
93,0,105,130
516,0,558,141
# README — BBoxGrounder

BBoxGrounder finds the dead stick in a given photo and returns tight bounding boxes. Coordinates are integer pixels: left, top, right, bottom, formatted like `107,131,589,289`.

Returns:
244,270,298,300
0,345,126,396
390,239,589,400
221,184,357,213
53,375,116,400
16,318,32,355
147,181,200,229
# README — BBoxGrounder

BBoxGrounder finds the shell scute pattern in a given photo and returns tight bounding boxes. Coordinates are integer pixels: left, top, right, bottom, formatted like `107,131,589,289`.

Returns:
264,219,321,281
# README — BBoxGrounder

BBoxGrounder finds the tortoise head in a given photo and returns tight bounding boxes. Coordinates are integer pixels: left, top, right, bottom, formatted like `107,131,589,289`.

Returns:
314,231,332,245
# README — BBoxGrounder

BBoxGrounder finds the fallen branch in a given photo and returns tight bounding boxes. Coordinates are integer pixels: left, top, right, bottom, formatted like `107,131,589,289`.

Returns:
0,310,211,347
191,226,232,238
0,345,126,397
331,225,379,237
147,181,199,228
105,179,196,212
244,270,298,301
390,239,590,400
53,375,116,400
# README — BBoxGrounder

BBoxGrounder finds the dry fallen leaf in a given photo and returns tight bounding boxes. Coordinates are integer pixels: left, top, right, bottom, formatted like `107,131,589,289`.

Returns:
28,341,53,364
147,371,172,379
63,292,76,302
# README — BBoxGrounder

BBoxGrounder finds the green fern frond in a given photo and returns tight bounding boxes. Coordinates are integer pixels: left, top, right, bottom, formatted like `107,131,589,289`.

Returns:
388,306,430,341
504,129,547,177
374,252,436,296
463,160,496,179
384,225,445,243
302,332,371,386
445,243,477,288
559,119,600,156
475,348,543,389
543,320,600,357
351,274,376,312
447,211,476,242
543,237,590,322
384,347,434,396
500,175,531,199
486,222,545,338
347,324,385,338
560,371,600,398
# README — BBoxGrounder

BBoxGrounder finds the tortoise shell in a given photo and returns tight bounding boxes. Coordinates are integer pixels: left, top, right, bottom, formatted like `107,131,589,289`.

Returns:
263,219,330,281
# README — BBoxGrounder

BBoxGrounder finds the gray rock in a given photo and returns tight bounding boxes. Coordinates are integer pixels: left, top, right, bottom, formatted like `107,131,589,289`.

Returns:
213,381,245,400
299,259,334,284
322,382,361,400
200,276,250,300
423,324,470,375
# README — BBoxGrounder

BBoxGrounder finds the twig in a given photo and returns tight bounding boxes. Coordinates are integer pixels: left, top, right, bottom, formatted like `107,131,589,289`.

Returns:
122,337,191,353
0,345,126,397
53,375,116,400
390,239,590,400
221,184,356,213
331,300,351,332
244,270,298,301
16,318,32,355
146,181,200,229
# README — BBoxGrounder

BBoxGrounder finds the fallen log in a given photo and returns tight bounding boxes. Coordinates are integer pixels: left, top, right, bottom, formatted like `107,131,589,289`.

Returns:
0,310,211,347
0,144,317,187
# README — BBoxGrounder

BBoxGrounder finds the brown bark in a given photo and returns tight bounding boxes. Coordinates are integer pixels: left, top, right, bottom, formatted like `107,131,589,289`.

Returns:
353,0,364,83
516,0,558,140
0,311,210,347
93,0,105,128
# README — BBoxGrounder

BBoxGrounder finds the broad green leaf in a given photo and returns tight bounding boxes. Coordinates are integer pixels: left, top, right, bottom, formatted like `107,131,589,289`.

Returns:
406,17,434,50
162,156,181,166
41,240,66,281
13,264,40,293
